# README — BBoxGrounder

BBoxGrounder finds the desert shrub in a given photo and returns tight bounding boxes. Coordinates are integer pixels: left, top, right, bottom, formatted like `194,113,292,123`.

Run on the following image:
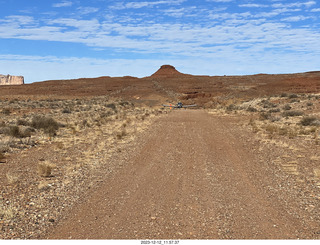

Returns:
259,112,272,120
260,100,277,109
280,93,288,97
1,108,10,115
278,127,289,136
269,108,280,113
106,103,117,111
270,116,281,122
282,110,304,117
22,127,35,137
16,119,29,126
307,102,313,107
31,116,60,136
62,108,71,114
116,129,127,140
290,99,300,103
82,119,90,127
6,126,32,138
300,117,319,126
100,111,113,118
7,126,22,138
37,161,55,177
288,94,299,99
283,104,292,111
0,127,6,135
265,124,278,134
278,127,297,138
226,104,238,111
247,107,257,112
0,152,5,162
119,101,130,107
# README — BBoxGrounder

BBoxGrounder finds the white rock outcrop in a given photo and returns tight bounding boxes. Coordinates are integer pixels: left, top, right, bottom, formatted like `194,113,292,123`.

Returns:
0,74,24,85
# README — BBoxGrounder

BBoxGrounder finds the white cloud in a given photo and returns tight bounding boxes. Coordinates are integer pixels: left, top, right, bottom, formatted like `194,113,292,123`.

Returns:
272,1,316,8
47,18,100,32
1,13,320,59
239,4,268,8
52,1,73,8
281,15,311,22
111,0,185,10
77,7,99,15
206,0,233,2
310,8,320,12
0,15,35,25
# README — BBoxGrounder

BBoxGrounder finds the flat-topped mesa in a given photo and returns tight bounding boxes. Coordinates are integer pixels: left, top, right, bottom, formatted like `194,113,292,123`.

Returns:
0,74,24,85
150,65,190,78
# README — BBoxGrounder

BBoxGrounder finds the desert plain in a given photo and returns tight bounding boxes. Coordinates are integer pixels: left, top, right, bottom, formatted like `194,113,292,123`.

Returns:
0,65,320,239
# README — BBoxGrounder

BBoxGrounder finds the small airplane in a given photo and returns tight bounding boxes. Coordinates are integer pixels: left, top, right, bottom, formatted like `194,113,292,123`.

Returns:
162,102,197,109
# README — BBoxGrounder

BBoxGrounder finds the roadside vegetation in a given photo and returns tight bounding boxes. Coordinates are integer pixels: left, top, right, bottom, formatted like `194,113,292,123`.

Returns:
0,96,165,239
208,93,320,144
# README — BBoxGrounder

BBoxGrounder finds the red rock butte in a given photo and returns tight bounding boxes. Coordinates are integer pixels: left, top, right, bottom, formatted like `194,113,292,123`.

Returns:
150,65,189,78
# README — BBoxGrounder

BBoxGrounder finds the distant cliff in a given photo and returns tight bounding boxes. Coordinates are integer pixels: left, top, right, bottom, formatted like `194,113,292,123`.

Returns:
0,74,24,85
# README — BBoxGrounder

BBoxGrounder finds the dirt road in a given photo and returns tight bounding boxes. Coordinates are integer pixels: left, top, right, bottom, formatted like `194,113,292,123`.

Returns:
47,110,319,239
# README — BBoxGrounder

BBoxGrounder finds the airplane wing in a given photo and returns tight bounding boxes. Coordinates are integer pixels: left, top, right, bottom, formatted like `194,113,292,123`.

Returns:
182,104,197,108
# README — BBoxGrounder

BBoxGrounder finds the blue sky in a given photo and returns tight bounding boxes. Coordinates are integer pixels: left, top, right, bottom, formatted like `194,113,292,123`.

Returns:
1,0,320,83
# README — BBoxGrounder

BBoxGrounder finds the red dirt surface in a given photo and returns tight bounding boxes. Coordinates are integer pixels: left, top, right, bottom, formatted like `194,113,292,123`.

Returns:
46,111,320,239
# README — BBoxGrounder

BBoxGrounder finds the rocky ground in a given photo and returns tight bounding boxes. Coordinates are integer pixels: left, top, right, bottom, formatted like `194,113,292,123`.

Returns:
47,110,320,239
0,96,163,239
0,92,319,239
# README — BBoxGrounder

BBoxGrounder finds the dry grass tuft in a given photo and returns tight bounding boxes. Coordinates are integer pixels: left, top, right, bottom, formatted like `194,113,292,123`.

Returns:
281,162,299,175
116,129,127,140
300,116,319,126
314,168,320,178
6,172,20,185
37,161,55,177
0,201,17,220
0,152,5,162
38,180,51,191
